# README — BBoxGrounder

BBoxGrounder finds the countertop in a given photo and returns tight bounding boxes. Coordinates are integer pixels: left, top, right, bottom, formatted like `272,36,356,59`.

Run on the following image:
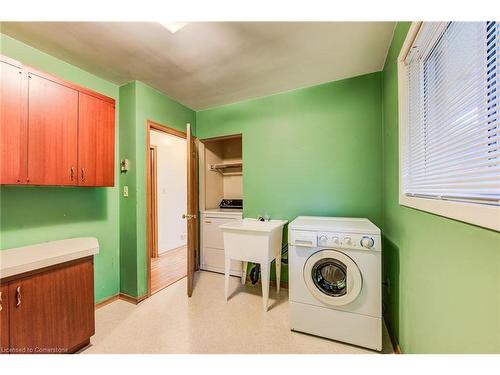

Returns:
0,237,99,279
203,208,243,216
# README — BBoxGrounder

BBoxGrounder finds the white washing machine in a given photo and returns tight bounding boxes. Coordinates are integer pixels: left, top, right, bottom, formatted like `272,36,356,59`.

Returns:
288,216,382,351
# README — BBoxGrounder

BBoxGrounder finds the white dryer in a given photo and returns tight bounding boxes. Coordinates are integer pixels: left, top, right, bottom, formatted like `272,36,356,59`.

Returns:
288,216,382,351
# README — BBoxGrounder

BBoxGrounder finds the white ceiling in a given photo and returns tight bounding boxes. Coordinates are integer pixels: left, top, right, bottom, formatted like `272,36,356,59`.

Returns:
1,22,395,110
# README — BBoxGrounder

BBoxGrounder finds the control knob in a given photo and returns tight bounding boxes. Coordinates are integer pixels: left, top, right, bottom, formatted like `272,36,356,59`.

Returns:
360,236,375,249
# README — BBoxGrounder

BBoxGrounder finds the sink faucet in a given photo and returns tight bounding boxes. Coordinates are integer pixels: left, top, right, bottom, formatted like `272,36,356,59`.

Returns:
258,214,271,222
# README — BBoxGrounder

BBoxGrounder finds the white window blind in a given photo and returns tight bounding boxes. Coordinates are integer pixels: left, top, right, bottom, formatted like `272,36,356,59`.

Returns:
404,22,500,205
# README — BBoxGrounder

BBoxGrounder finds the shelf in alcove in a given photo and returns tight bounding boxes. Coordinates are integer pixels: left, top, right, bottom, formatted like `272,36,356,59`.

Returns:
209,162,243,176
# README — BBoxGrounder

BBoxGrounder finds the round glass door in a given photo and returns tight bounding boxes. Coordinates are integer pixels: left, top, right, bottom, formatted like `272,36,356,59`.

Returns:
312,259,347,297
304,249,362,306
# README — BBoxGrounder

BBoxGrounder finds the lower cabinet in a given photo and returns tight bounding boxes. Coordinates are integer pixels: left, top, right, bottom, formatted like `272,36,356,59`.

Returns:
0,284,9,353
0,257,95,354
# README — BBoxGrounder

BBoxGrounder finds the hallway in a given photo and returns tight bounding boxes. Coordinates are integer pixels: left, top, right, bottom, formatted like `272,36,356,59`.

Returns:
151,246,187,294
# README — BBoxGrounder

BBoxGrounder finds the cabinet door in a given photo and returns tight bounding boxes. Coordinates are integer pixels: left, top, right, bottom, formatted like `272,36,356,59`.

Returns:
77,92,115,186
27,73,78,185
0,60,27,184
0,284,9,353
203,216,237,249
9,258,95,353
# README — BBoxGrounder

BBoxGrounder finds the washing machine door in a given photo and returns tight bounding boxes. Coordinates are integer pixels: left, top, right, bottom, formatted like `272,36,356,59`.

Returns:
303,249,362,306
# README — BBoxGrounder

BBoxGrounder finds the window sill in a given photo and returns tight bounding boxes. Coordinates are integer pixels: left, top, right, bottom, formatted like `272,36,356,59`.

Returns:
399,194,500,232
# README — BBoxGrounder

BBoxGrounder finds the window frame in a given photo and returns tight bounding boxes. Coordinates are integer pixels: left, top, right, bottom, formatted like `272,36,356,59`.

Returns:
398,22,500,232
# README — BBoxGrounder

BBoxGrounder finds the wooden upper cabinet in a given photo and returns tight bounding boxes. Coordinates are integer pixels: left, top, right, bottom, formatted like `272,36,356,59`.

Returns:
27,73,78,186
0,59,27,184
78,93,115,187
0,55,115,187
0,284,9,353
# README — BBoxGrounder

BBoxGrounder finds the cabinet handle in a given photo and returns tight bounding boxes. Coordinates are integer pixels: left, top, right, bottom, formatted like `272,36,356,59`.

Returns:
0,291,2,312
81,168,85,182
16,286,21,307
70,167,75,181
204,221,212,224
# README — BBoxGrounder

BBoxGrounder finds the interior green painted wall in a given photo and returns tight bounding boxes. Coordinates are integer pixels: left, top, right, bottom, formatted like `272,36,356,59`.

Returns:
0,33,121,303
118,81,196,297
118,82,138,296
381,23,500,353
197,73,384,281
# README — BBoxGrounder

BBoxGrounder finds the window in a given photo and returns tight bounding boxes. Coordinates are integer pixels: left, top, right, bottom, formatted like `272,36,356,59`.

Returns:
398,22,500,231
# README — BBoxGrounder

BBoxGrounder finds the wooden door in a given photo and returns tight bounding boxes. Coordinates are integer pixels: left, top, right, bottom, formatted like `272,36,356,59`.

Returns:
8,258,94,353
27,73,78,185
0,284,9,353
78,92,115,186
0,59,27,184
186,123,199,297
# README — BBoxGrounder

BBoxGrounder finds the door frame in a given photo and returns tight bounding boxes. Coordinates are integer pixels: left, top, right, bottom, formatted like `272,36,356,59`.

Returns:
149,145,159,259
145,120,188,298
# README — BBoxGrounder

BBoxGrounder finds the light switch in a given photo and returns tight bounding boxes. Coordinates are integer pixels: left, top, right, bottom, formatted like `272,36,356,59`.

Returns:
123,186,129,197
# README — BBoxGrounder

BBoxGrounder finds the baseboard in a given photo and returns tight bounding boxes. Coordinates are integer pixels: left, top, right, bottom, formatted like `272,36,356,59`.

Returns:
118,292,148,304
95,292,147,309
394,343,401,354
95,294,120,309
384,316,402,354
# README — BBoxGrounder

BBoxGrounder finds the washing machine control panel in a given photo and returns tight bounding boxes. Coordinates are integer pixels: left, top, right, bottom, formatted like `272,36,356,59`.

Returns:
317,232,379,251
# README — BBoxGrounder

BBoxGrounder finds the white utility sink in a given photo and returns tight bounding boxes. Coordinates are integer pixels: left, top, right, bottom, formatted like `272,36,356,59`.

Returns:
220,218,288,311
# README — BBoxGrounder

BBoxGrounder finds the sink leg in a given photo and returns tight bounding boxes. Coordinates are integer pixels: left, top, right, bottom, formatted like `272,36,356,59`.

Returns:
261,262,270,312
241,261,248,285
276,255,281,294
224,257,231,301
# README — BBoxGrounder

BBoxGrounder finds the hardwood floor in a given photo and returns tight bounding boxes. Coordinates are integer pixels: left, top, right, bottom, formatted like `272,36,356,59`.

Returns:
151,245,187,295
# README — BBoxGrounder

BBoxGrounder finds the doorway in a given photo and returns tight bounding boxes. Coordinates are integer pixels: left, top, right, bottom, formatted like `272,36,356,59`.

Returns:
147,121,188,295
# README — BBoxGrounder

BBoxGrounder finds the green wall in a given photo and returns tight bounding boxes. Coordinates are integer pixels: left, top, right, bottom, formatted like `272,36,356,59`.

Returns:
119,81,196,298
381,23,500,353
197,73,384,281
118,82,138,296
0,34,121,303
